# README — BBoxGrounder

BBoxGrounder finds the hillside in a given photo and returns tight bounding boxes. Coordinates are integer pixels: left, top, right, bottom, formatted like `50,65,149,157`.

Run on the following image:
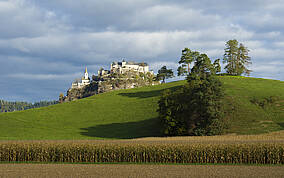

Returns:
0,76,283,140
221,76,284,134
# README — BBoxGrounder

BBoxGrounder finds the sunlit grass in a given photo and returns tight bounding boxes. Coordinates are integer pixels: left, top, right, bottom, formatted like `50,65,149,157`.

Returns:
0,76,283,140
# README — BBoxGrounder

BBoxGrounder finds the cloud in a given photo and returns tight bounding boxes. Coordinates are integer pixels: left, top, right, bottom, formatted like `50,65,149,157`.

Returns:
252,61,284,81
250,48,284,60
0,0,66,39
0,27,256,64
7,73,82,80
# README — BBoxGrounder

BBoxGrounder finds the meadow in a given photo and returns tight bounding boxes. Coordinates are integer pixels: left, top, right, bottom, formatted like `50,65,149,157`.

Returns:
0,76,283,140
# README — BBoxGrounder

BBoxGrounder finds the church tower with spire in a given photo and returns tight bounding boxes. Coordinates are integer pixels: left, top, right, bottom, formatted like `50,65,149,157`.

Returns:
71,66,90,89
84,66,89,80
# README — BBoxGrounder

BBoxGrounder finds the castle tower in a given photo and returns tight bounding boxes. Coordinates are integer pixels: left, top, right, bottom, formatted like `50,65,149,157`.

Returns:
84,67,88,79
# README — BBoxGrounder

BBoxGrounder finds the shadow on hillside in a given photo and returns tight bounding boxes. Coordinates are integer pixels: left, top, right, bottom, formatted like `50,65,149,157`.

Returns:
80,118,163,139
277,122,284,130
118,85,182,99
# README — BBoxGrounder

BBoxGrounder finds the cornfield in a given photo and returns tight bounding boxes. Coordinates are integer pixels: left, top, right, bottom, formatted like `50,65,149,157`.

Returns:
0,143,283,164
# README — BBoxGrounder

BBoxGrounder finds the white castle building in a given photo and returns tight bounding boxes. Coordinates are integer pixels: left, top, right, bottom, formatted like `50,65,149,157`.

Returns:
98,60,153,77
71,67,90,89
111,60,151,74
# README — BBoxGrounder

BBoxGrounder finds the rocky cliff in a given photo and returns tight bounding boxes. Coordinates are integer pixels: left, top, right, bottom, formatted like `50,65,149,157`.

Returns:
63,74,159,102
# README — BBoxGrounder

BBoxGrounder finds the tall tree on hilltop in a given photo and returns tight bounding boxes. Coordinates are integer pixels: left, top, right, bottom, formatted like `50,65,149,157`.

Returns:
191,53,215,76
157,66,174,83
213,59,221,74
59,93,64,103
223,39,238,75
178,48,199,76
223,39,252,76
238,43,252,76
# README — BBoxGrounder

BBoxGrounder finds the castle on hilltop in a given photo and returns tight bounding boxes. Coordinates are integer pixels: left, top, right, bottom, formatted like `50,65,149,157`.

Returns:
65,60,158,101
71,60,154,89
71,67,90,89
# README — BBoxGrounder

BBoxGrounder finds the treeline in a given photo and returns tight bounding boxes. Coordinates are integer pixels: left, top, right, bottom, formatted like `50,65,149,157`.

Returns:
0,100,58,113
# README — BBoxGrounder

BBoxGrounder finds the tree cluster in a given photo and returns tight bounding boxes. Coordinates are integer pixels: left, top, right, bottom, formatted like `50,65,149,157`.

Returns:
0,100,58,113
158,50,225,136
223,39,252,76
157,39,251,136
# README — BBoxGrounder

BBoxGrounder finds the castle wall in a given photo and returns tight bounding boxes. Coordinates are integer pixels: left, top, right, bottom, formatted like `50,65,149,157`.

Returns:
110,61,150,74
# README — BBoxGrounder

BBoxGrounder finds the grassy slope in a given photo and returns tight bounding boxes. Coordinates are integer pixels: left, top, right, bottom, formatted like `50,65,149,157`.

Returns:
222,76,284,134
0,76,283,140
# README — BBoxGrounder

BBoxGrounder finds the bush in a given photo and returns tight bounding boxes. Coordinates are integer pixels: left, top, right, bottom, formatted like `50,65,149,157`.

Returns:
158,74,225,136
250,96,279,108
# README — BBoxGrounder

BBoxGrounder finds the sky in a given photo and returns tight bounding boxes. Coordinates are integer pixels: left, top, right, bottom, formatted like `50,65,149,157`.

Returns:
0,0,284,102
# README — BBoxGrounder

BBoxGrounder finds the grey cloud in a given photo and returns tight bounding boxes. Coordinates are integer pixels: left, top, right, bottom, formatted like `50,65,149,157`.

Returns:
252,61,284,81
0,0,68,39
30,0,157,31
24,0,284,37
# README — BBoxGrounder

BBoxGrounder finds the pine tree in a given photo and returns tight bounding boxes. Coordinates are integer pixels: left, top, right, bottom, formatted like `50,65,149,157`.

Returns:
157,66,174,83
223,39,252,76
178,48,199,76
213,59,221,74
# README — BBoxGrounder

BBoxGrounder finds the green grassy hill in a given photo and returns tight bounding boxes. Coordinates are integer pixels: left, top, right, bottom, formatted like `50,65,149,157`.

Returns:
0,76,283,140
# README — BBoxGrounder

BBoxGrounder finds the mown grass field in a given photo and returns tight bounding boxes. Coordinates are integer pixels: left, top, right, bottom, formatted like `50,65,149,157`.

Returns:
0,76,283,140
1,164,284,178
1,130,284,144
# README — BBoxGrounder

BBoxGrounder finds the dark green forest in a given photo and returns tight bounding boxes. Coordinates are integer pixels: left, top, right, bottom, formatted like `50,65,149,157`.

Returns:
0,100,58,113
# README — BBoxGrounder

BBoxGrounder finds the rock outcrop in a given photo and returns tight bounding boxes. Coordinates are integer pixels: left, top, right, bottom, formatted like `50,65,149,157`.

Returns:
63,74,159,102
